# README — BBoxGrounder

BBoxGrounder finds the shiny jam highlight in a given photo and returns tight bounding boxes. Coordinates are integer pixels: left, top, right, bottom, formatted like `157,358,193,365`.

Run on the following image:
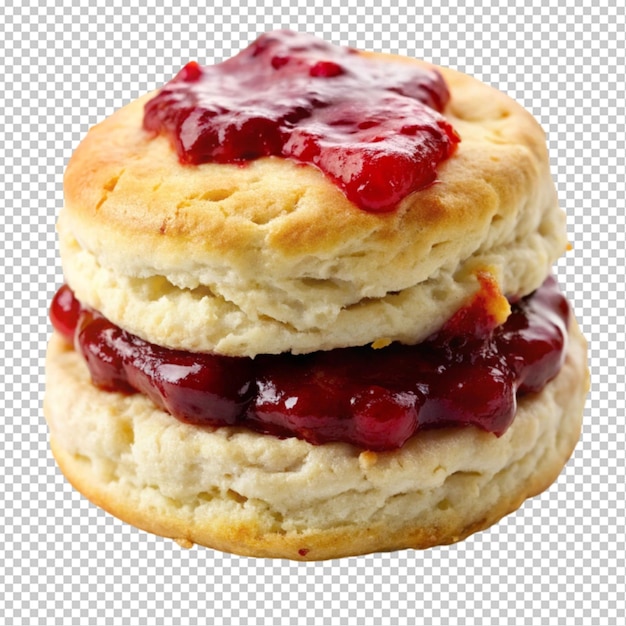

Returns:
143,30,460,212
50,277,569,451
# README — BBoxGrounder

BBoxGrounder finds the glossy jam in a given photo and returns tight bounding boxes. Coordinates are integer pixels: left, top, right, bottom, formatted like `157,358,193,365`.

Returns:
143,30,460,212
50,278,569,451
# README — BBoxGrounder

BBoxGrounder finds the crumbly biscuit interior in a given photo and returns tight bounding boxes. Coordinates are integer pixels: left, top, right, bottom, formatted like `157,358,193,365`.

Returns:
44,317,588,559
58,196,565,356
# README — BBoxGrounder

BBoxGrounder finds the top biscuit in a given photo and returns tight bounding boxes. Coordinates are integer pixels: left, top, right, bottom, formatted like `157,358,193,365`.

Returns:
59,36,567,357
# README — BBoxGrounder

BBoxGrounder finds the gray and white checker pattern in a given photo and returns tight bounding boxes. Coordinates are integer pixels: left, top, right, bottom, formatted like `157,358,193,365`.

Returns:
1,0,623,624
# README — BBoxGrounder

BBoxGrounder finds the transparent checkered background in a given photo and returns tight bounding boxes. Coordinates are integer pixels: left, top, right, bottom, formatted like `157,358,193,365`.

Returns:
1,0,624,624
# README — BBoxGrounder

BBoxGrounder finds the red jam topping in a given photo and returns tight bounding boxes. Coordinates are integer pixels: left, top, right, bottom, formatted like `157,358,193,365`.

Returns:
50,278,569,451
143,30,460,212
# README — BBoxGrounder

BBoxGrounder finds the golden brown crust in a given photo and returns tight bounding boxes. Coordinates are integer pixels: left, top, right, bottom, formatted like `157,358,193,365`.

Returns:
59,53,566,356
63,60,553,268
44,317,588,561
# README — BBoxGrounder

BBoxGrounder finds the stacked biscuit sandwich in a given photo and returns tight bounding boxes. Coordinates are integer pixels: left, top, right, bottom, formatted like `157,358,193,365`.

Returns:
45,31,589,560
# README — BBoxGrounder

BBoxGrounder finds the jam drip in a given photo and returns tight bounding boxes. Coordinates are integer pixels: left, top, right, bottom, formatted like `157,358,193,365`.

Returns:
143,30,460,212
50,278,569,451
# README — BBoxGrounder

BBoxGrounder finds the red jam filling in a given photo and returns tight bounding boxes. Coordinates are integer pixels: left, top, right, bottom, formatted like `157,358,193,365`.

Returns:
50,277,569,451
143,30,460,212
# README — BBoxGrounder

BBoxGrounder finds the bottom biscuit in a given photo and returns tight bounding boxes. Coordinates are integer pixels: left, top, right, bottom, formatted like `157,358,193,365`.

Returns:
44,317,588,560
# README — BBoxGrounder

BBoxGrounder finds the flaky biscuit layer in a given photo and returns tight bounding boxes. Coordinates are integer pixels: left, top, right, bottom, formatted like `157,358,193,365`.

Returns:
44,316,588,561
59,56,566,356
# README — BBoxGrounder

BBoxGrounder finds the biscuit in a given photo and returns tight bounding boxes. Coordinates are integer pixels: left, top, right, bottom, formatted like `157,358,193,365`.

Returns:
46,33,588,559
58,56,565,356
44,315,588,561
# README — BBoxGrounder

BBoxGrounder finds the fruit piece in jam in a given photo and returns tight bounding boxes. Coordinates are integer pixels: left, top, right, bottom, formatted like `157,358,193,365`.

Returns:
143,30,460,212
49,277,569,451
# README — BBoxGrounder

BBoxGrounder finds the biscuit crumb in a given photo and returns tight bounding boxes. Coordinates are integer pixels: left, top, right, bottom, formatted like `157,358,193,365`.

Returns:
359,450,379,469
371,338,392,350
174,538,194,549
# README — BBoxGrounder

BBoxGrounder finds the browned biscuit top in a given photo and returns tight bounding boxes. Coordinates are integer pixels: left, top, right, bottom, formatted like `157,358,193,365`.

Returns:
59,53,566,356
